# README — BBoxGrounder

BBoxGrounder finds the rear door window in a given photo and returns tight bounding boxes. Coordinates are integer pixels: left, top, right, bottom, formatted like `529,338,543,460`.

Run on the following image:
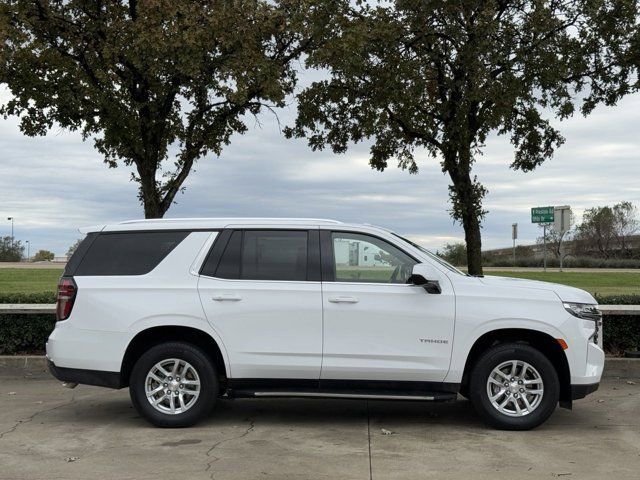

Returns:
210,230,309,281
241,230,308,281
74,231,189,276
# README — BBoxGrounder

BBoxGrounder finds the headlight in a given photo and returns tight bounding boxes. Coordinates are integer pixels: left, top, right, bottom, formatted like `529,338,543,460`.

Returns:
563,302,602,321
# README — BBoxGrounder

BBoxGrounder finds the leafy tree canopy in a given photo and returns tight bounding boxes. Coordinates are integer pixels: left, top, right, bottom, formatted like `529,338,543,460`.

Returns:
32,249,55,261
287,0,639,274
1,0,335,217
66,238,82,258
439,242,467,266
574,201,639,258
0,236,23,261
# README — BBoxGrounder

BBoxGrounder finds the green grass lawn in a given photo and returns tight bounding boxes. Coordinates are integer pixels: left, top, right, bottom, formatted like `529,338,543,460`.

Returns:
0,267,637,297
486,271,640,296
0,268,61,295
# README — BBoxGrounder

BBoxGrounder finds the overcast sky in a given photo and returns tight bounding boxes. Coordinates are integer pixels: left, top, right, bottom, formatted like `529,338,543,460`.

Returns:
1,85,639,257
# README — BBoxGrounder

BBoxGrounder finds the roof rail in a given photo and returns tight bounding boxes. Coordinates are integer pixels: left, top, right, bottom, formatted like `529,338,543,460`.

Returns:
117,217,343,225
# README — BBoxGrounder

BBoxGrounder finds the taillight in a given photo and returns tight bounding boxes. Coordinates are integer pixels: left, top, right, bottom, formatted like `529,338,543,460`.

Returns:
56,277,77,321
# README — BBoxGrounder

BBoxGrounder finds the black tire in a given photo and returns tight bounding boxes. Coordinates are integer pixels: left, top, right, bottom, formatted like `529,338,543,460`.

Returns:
469,343,559,430
129,342,218,427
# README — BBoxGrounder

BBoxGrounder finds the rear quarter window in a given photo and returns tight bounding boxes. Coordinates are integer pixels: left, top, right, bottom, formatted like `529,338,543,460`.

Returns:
74,231,189,276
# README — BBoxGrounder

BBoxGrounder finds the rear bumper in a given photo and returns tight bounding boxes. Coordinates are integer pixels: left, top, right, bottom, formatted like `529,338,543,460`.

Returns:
47,358,123,389
571,382,599,400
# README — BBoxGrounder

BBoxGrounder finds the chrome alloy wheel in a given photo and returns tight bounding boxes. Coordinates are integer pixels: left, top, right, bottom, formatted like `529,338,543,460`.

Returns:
145,358,201,415
486,360,544,417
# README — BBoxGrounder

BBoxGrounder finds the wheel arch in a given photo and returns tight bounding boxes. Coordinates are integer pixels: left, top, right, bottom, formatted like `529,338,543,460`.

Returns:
460,328,571,405
120,326,229,390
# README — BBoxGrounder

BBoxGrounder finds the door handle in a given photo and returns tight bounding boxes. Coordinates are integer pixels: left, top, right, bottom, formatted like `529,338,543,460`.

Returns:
212,294,242,302
328,296,359,304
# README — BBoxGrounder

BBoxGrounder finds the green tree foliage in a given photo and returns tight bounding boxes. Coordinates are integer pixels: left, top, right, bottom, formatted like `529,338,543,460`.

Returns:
0,236,23,261
536,225,572,259
32,249,55,261
574,201,639,258
0,0,334,218
66,238,82,259
440,242,467,266
287,0,639,275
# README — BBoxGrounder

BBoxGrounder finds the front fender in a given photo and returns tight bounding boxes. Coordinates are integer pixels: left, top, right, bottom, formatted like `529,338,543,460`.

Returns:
445,317,565,383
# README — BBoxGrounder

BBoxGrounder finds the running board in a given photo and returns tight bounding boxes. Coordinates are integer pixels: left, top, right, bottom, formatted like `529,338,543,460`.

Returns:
231,390,457,402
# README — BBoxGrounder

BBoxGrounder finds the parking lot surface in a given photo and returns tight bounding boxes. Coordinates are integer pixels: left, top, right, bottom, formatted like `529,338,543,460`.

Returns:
1,362,639,480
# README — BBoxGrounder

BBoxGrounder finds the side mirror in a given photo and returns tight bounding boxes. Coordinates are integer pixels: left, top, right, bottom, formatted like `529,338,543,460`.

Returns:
408,264,442,294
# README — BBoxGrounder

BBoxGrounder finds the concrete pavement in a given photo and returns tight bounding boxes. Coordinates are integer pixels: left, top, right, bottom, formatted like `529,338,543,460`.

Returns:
1,362,639,480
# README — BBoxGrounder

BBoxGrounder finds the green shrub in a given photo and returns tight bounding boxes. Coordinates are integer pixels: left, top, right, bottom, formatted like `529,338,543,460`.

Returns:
0,292,57,354
598,295,640,354
0,293,638,354
595,294,640,305
603,315,640,354
0,292,56,304
484,255,640,269
0,314,55,354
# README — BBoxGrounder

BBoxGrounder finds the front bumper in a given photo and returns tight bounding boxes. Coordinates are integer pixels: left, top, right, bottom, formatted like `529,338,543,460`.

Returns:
571,382,599,400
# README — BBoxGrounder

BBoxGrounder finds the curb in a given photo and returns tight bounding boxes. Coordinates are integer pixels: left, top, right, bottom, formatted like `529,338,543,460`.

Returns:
601,357,640,379
1,356,639,379
0,355,50,373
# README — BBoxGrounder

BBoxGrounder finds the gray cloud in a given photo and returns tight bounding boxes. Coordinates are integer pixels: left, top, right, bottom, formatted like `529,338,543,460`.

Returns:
1,86,639,256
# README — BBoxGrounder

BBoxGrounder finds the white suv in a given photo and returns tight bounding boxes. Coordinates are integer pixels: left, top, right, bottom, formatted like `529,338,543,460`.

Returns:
46,218,604,430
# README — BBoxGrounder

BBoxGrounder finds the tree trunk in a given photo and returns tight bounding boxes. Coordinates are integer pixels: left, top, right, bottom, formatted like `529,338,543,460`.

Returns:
137,163,165,219
461,208,483,275
142,196,164,219
444,143,485,276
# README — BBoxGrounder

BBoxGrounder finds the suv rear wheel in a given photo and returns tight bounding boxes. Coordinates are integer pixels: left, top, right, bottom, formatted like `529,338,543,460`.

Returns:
130,342,218,427
469,343,559,430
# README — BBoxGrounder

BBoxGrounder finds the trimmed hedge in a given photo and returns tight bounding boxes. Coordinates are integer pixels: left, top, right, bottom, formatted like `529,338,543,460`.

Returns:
596,294,640,354
594,294,640,305
0,293,638,355
0,314,54,355
484,256,640,269
603,315,640,355
0,292,56,354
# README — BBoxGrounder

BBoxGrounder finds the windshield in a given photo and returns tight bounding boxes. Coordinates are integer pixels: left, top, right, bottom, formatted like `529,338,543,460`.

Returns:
392,233,465,276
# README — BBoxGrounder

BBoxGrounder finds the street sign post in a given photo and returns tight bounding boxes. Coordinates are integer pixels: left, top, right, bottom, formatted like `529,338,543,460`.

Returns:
531,206,555,272
554,206,572,271
512,223,518,266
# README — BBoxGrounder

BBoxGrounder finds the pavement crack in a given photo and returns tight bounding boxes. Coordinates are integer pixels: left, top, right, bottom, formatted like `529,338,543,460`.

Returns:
0,395,76,439
204,418,255,479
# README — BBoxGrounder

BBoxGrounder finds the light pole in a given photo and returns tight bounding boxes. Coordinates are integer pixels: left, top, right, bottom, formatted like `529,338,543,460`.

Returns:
25,240,30,262
7,217,13,244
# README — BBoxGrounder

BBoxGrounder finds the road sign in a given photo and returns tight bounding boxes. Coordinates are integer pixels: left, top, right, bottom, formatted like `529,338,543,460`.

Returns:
554,205,572,235
531,206,554,223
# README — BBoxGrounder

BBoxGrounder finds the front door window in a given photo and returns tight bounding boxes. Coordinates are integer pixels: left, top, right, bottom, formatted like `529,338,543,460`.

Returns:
331,232,417,284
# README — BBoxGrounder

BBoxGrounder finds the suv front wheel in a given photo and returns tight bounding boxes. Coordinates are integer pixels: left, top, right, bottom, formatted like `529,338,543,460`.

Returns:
469,343,560,430
130,342,218,427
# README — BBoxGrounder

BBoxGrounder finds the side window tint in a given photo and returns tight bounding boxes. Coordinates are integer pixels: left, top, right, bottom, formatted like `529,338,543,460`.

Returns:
332,232,416,284
215,231,242,279
241,230,307,281
75,231,188,276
